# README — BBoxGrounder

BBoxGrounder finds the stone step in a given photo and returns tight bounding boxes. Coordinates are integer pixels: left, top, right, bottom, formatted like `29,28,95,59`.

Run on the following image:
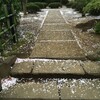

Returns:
41,24,70,31
44,19,65,23
37,30,75,42
0,79,100,99
10,59,100,78
0,81,59,100
60,79,100,99
30,42,85,60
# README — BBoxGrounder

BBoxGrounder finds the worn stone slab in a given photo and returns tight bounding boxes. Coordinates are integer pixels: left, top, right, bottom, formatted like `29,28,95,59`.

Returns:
47,10,61,15
11,62,34,75
46,13,63,19
37,31,75,41
44,19,65,23
61,79,100,99
30,42,85,59
41,24,71,31
46,12,62,17
33,60,85,75
0,81,59,100
83,61,100,76
46,15,63,19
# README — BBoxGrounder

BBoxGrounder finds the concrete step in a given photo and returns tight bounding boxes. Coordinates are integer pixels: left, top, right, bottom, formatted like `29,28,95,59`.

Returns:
10,59,100,78
41,24,71,31
0,81,59,100
44,18,65,23
0,79,100,99
37,30,75,42
30,42,85,60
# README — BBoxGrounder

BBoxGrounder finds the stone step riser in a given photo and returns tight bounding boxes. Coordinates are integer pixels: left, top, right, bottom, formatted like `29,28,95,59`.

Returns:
10,73,100,79
0,79,100,99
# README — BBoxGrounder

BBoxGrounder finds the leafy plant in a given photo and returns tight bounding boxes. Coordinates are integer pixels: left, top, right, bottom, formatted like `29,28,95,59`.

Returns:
66,1,74,8
28,0,43,2
34,2,47,8
66,0,91,13
94,22,100,34
26,3,40,13
83,0,100,15
61,0,69,5
46,0,60,4
48,2,62,8
42,2,48,8
28,0,60,4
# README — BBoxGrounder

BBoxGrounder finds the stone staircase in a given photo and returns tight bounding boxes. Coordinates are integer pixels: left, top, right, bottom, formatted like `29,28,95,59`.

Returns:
10,59,100,79
0,9,100,100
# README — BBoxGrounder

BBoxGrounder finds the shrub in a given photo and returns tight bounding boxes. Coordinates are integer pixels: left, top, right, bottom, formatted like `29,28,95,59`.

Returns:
66,1,74,8
83,0,100,15
34,2,47,8
61,0,69,5
0,1,4,17
26,3,40,13
28,0,60,4
46,0,60,4
42,2,48,8
28,0,43,2
48,2,62,8
94,22,100,34
66,0,91,13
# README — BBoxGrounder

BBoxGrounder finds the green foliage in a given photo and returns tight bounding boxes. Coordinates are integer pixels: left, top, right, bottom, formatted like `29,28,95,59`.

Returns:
0,0,20,25
28,0,69,5
67,0,91,13
28,0,60,3
0,1,4,17
3,0,20,12
0,0,20,18
94,22,100,34
61,0,69,5
48,2,62,8
26,3,40,13
46,0,60,4
34,2,47,8
83,0,100,15
0,0,21,54
66,1,74,8
42,2,48,8
13,0,21,13
28,0,44,2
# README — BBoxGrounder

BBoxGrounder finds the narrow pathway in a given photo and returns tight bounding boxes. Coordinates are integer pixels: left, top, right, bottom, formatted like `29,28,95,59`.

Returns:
0,9,100,100
30,9,85,60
